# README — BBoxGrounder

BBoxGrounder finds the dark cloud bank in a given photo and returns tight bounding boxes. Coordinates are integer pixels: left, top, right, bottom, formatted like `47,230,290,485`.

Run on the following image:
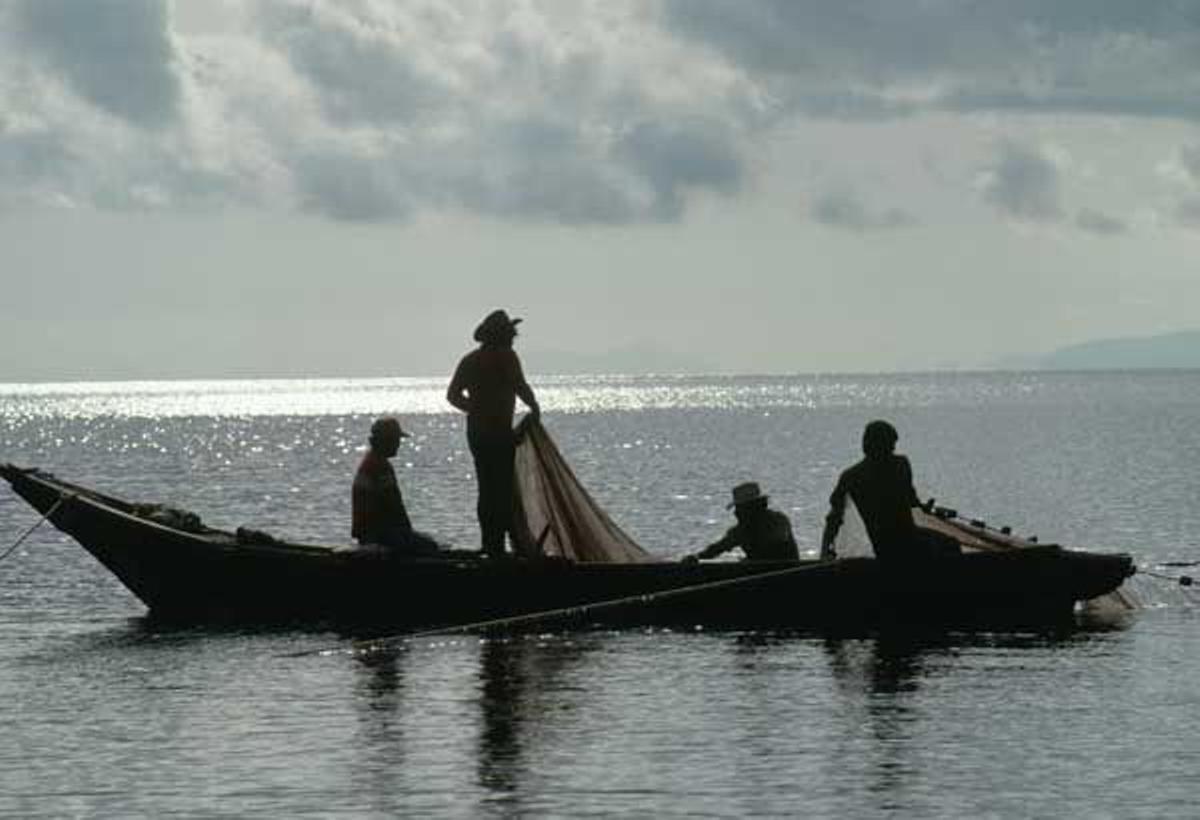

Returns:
664,0,1200,122
3,1,1200,227
980,142,1063,222
13,0,179,127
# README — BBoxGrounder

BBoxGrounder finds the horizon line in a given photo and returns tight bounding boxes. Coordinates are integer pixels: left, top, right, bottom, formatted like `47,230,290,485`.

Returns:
3,365,1200,389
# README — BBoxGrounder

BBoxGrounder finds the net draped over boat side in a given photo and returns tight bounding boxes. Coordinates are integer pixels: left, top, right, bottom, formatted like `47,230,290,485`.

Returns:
911,508,1139,611
835,502,1135,610
512,420,652,563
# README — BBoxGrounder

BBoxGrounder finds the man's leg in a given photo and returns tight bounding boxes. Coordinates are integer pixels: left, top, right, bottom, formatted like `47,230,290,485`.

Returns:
494,435,517,554
470,432,508,557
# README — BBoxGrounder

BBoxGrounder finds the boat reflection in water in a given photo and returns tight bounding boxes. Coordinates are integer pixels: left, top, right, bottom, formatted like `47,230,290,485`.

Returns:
331,619,1138,816
816,622,1133,814
342,632,594,813
476,635,593,801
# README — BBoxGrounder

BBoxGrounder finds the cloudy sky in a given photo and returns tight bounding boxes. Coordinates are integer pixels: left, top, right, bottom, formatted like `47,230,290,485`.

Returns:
2,0,1198,379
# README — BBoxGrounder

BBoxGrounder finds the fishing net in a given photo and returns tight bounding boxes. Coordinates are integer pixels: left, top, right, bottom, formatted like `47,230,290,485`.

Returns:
512,420,652,563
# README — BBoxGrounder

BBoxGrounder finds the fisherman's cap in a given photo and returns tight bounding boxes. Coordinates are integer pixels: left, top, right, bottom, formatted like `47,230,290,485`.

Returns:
728,481,768,509
370,416,410,440
474,309,523,342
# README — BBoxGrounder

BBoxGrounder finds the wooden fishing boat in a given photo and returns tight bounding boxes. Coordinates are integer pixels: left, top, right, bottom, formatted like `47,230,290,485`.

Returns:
1,464,1135,631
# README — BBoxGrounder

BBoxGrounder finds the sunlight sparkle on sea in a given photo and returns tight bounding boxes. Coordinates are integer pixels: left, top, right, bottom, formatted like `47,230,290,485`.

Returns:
0,375,828,420
0,373,1045,422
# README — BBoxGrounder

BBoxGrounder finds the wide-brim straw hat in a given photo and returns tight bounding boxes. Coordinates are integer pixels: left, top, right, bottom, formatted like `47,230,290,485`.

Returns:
474,309,523,342
727,481,768,509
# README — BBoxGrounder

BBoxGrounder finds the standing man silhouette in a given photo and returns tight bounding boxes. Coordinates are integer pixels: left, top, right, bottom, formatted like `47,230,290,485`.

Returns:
447,310,541,558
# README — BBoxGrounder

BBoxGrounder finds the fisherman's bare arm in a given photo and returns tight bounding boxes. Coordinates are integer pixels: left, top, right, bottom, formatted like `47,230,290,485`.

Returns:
820,475,848,558
683,529,737,563
512,354,541,420
899,456,934,511
446,359,472,414
516,382,540,420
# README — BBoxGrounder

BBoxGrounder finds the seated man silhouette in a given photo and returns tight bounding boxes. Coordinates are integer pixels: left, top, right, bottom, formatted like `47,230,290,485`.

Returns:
351,417,439,555
683,482,800,563
820,420,961,563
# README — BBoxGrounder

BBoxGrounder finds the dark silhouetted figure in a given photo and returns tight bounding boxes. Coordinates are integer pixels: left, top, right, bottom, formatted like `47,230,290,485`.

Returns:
821,420,960,563
352,417,439,554
683,482,800,563
447,310,541,558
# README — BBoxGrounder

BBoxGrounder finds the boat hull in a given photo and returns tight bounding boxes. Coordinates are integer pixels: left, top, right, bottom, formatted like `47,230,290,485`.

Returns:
2,466,1135,631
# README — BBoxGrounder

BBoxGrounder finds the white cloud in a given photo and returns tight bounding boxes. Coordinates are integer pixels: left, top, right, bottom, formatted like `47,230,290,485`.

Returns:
243,0,755,223
0,0,759,224
252,1,452,125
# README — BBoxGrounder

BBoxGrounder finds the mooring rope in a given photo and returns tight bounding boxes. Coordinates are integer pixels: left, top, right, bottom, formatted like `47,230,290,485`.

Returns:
289,559,833,658
1140,568,1195,587
0,494,72,566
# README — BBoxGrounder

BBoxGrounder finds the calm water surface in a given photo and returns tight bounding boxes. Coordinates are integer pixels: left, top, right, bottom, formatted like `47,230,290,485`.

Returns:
1,372,1197,817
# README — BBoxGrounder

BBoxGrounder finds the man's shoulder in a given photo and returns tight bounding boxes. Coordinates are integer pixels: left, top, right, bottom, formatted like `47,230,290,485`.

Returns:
764,509,795,537
483,347,520,366
356,451,377,470
766,508,793,525
460,346,519,368
355,452,392,482
840,459,869,483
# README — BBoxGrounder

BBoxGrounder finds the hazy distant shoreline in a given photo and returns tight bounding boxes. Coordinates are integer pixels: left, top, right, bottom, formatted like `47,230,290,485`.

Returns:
2,364,1199,388
991,329,1200,371
3,329,1197,385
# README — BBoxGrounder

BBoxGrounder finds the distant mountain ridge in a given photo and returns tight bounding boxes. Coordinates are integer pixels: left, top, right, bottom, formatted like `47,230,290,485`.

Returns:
1037,329,1200,370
